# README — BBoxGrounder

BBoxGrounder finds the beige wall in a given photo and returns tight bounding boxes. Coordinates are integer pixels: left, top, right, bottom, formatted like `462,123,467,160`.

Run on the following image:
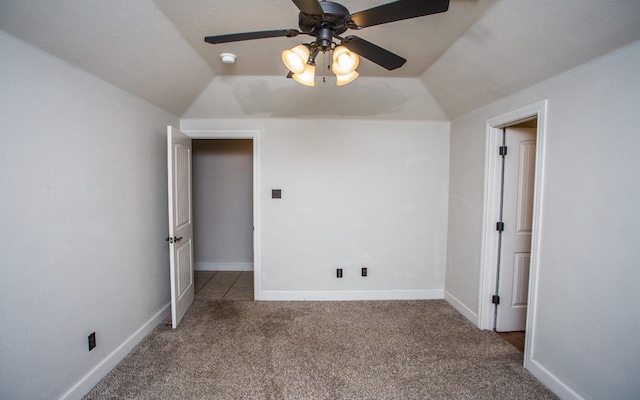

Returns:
182,118,450,300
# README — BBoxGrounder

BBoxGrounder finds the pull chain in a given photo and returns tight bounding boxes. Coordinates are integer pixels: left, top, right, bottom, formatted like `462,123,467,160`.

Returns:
322,51,327,83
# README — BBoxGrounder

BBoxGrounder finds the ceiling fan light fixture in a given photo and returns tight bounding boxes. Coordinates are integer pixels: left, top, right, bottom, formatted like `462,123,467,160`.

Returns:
336,70,359,86
282,44,310,74
331,46,359,75
292,63,316,86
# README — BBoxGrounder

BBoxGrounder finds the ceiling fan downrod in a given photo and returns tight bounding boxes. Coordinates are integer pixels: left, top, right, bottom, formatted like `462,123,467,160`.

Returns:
315,26,334,51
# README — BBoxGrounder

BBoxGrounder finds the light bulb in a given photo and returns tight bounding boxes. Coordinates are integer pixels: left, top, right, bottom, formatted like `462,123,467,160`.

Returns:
338,53,351,66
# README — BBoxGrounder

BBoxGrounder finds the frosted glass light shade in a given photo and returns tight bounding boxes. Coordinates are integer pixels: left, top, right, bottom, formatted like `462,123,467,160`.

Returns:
282,45,310,74
336,70,359,86
292,63,316,86
332,46,359,75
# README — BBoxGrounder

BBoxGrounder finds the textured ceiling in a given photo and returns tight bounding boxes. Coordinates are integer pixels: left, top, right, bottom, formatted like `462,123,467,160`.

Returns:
1,0,640,118
0,0,214,116
421,0,640,118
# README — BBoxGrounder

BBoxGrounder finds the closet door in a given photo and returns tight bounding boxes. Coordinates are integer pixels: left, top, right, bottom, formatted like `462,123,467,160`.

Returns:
496,127,536,332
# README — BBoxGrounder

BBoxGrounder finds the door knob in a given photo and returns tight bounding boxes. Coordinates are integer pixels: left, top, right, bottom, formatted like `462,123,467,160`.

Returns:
165,236,183,244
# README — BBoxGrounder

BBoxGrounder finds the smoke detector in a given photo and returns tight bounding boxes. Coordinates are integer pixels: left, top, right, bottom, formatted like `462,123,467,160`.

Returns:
220,53,237,64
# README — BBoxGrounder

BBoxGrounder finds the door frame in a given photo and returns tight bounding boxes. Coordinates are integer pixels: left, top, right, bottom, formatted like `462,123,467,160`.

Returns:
183,129,261,300
478,100,547,367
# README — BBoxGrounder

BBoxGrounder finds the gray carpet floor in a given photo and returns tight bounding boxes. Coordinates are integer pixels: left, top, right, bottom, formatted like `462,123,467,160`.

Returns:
84,299,557,399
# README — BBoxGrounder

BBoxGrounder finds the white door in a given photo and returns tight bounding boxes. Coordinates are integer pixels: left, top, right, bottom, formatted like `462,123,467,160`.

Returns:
496,127,536,332
167,126,194,329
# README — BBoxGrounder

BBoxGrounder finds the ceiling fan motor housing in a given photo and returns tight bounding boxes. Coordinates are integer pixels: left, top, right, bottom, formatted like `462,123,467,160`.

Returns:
298,1,350,42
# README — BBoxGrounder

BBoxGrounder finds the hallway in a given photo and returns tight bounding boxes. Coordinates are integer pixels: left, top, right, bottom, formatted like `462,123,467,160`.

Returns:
194,271,254,301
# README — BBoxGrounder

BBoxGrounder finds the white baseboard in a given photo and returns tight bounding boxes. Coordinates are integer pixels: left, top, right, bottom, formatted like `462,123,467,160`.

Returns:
59,303,171,400
444,290,478,326
195,262,254,271
526,358,584,400
258,289,444,301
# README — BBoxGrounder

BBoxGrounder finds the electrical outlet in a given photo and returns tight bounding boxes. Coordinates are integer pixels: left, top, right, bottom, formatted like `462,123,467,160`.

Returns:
336,268,343,278
362,267,367,277
88,332,96,351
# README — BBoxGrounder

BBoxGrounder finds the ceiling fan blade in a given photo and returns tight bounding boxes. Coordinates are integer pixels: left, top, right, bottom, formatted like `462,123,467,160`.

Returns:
291,0,324,16
342,36,406,71
348,0,449,29
205,29,300,45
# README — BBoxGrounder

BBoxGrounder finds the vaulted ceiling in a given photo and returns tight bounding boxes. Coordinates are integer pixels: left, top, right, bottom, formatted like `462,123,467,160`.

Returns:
2,0,640,119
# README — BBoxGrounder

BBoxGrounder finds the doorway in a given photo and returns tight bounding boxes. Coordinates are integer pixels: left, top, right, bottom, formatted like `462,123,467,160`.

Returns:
192,139,254,300
183,130,261,300
478,101,547,368
495,119,537,353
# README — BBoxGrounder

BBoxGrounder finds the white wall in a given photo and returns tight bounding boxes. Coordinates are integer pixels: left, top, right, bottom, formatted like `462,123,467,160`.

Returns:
183,119,450,300
445,40,640,398
192,139,254,269
0,31,177,399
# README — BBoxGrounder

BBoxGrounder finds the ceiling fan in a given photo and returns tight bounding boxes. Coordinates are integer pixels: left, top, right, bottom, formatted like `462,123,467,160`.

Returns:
204,0,450,86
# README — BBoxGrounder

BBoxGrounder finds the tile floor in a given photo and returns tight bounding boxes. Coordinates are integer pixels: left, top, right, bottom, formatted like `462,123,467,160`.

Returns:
194,270,254,301
497,331,525,353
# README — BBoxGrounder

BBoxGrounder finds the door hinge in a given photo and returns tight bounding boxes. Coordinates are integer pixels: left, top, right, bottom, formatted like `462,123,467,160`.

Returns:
496,222,504,232
499,146,508,156
492,295,500,305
